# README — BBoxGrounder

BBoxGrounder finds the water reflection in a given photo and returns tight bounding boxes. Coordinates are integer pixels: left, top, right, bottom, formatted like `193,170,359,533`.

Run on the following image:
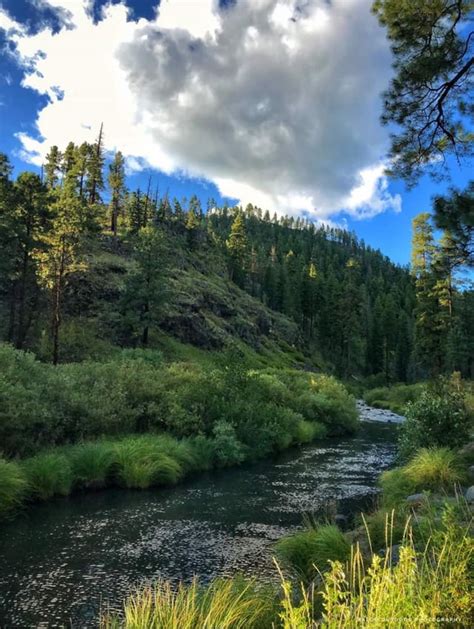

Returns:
0,421,397,627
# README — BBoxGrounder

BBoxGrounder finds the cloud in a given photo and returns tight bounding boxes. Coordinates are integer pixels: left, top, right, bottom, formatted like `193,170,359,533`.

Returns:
0,0,401,218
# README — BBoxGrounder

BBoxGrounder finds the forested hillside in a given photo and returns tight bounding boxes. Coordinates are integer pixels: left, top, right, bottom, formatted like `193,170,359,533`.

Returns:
0,138,472,379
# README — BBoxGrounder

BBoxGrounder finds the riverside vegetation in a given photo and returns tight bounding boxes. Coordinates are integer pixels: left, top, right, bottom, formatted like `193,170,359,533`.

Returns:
0,343,357,516
0,140,473,626
103,378,474,628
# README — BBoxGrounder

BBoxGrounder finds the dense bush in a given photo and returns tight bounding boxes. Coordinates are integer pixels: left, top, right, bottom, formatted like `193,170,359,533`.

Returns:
363,383,424,415
0,344,358,458
398,376,473,459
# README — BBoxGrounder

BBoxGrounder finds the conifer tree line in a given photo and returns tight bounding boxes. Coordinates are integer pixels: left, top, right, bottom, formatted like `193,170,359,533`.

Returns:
0,134,472,378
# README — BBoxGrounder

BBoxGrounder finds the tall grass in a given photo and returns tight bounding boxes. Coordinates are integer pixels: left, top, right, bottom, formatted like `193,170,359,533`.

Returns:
381,447,466,508
0,459,28,517
403,447,465,490
103,507,473,628
102,578,277,629
71,442,116,489
275,524,351,583
114,438,184,489
281,510,473,628
22,452,73,500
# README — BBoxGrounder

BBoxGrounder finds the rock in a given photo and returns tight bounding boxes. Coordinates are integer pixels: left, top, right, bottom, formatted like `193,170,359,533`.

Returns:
378,544,401,566
468,466,474,482
465,486,474,503
406,493,427,506
334,514,348,529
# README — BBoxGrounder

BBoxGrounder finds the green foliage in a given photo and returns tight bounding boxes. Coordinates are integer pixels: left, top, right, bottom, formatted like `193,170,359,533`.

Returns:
275,524,351,583
102,577,277,629
283,509,473,628
372,0,474,184
403,448,466,491
363,383,423,414
292,420,327,445
212,421,246,467
22,453,73,500
114,437,184,489
0,344,357,459
380,447,465,508
434,182,473,268
399,376,472,458
0,459,28,517
379,467,417,508
70,442,116,489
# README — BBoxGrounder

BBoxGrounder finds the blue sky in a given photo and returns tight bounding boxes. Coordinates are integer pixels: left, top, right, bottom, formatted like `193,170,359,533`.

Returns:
0,0,471,265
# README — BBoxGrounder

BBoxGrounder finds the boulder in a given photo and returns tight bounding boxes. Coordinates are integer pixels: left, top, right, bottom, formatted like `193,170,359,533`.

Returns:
465,486,474,503
406,493,427,506
378,544,401,566
334,514,348,529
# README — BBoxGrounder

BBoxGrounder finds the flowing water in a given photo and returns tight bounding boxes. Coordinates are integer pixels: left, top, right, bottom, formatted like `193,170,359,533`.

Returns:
0,410,400,627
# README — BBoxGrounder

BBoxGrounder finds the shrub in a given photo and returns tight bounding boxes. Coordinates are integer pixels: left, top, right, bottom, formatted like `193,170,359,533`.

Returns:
379,468,417,508
399,376,472,459
187,435,216,471
364,383,423,415
0,458,28,517
380,447,466,508
275,524,351,583
22,453,73,500
292,420,327,445
212,421,246,467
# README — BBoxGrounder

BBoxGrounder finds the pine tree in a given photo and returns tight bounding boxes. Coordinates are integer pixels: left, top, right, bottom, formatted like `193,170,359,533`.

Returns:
108,151,126,236
44,146,62,189
7,173,50,348
411,213,448,374
227,211,248,285
34,170,86,364
120,226,167,347
186,206,201,249
87,124,105,205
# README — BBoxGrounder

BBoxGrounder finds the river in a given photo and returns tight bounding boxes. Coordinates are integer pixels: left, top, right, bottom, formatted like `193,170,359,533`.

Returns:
0,409,400,627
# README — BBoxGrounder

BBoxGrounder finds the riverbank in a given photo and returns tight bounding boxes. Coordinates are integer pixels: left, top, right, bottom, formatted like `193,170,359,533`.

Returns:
0,344,359,520
103,444,474,628
0,421,396,626
101,377,474,627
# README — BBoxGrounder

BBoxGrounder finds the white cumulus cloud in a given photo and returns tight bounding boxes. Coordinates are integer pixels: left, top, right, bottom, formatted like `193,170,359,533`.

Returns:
0,0,401,219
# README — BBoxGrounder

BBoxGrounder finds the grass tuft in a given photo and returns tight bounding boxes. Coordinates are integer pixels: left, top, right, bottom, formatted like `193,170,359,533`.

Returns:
102,577,277,629
22,453,73,500
114,437,184,489
275,524,351,583
404,447,465,491
0,458,28,517
70,442,117,489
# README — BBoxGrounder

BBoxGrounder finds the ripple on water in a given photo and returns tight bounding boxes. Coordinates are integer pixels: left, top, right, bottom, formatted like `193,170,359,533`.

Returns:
0,420,398,627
